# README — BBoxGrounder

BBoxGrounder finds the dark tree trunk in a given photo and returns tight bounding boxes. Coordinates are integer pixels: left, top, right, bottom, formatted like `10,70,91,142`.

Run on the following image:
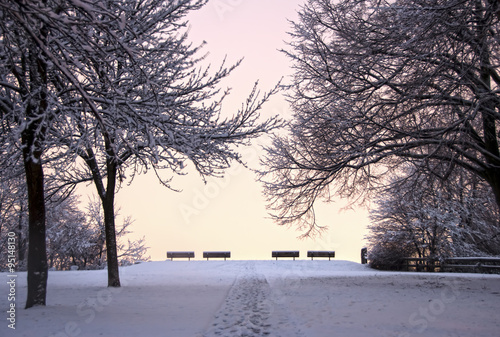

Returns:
103,202,120,287
475,1,500,218
83,146,121,287
23,37,49,308
485,170,500,215
103,160,120,287
23,147,48,308
17,203,26,269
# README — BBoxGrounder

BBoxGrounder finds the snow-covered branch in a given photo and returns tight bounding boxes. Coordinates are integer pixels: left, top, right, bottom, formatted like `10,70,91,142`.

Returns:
261,0,500,235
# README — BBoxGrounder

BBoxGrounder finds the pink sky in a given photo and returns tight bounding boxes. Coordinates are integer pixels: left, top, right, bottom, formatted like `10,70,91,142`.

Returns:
81,0,370,262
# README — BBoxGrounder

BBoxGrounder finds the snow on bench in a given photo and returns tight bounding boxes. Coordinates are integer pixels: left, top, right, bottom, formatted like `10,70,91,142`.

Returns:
203,251,231,261
272,251,299,260
167,251,195,261
307,251,335,260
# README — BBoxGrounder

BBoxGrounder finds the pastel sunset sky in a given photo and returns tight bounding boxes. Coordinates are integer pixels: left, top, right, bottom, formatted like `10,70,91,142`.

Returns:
81,0,370,262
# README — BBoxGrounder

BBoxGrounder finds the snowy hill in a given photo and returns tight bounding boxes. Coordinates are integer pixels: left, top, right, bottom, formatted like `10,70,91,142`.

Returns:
1,260,499,337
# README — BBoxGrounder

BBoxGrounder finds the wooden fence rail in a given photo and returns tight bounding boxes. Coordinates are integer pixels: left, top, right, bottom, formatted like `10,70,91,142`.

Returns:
441,257,500,274
400,257,500,274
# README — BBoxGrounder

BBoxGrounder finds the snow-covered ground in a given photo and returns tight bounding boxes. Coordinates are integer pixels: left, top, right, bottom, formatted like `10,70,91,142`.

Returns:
1,260,499,337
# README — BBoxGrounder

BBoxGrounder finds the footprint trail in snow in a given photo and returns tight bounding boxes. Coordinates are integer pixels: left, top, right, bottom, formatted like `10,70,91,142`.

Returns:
203,267,273,336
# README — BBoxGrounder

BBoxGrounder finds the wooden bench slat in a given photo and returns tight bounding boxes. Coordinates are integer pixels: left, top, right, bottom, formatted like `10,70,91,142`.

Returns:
272,251,299,260
203,251,231,260
166,251,195,260
307,251,335,260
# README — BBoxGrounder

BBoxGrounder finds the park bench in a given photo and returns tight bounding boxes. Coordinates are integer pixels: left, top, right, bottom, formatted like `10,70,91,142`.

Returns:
272,251,299,260
203,251,231,261
166,251,195,261
307,251,335,260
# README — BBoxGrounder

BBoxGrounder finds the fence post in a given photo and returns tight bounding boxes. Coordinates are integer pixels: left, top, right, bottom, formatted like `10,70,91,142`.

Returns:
361,248,368,264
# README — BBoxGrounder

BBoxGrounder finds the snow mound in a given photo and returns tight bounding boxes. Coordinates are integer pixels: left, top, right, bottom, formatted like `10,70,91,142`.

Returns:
2,260,499,337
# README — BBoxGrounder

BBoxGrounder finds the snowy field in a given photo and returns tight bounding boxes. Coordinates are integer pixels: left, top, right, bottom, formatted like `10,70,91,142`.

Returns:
1,260,500,337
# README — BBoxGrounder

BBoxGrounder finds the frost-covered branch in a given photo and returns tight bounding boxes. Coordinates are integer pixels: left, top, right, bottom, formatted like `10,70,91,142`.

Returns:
0,0,282,304
261,0,500,236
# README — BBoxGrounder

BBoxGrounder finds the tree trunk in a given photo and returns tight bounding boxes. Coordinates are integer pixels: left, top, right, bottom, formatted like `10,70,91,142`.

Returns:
103,155,120,287
23,37,49,308
476,0,500,217
82,147,121,287
485,170,500,215
103,193,121,287
17,203,26,269
23,153,48,308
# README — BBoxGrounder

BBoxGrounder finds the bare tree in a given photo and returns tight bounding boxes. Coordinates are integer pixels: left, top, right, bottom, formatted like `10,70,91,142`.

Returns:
46,196,149,270
82,197,150,268
0,165,28,272
261,0,500,236
1,0,280,306
0,1,60,307
367,165,500,269
0,190,150,272
49,0,280,288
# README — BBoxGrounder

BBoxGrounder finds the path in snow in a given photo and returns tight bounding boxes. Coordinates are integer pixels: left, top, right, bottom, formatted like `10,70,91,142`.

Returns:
198,260,500,337
202,263,274,336
201,260,359,337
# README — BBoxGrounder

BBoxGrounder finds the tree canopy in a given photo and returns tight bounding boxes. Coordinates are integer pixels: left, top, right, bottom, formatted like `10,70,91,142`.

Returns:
1,0,280,307
261,0,500,236
367,165,500,268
